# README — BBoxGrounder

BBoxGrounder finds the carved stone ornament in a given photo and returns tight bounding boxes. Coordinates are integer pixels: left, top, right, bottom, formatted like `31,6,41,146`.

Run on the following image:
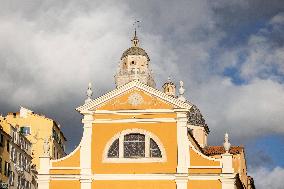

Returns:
43,138,50,157
187,105,210,133
128,92,144,106
223,133,231,153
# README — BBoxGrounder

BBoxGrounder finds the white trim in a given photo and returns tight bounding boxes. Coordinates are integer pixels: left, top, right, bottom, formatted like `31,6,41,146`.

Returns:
94,109,176,114
119,135,124,158
189,175,221,180
76,80,192,113
93,118,176,123
50,175,80,180
49,167,81,170
103,158,165,163
145,135,150,158
80,113,93,189
176,111,190,173
220,173,237,189
48,174,222,181
190,166,222,169
102,128,167,163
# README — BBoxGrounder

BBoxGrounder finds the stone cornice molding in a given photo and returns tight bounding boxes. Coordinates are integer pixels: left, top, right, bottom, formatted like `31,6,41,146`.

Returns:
76,80,193,113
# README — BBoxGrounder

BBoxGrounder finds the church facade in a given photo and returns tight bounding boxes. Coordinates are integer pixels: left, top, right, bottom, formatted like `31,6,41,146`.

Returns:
37,32,255,189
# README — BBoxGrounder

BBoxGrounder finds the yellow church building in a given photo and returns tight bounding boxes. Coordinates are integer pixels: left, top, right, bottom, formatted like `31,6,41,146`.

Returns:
37,32,255,189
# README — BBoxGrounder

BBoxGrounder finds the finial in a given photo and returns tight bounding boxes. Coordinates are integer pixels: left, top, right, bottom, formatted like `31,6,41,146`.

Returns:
178,80,186,102
167,76,171,82
223,132,231,153
132,20,140,47
85,82,93,103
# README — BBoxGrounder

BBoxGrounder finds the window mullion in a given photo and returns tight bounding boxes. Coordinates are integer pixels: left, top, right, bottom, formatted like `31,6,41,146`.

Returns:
145,135,150,158
119,135,124,158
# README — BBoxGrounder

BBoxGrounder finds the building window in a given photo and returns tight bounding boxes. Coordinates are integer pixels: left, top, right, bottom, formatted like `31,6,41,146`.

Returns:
9,171,14,186
20,126,31,135
0,134,4,147
105,129,165,162
6,140,10,152
124,133,145,158
150,138,162,158
107,139,119,158
4,161,10,177
0,157,2,173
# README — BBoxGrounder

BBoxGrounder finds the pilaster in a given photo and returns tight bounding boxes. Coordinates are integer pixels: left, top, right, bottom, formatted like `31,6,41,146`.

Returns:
175,109,190,189
38,156,50,189
175,174,188,189
220,153,236,189
220,174,237,189
80,112,94,189
175,110,190,173
221,153,234,173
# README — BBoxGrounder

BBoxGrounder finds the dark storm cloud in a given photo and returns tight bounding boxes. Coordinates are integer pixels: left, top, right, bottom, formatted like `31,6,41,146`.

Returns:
211,0,284,30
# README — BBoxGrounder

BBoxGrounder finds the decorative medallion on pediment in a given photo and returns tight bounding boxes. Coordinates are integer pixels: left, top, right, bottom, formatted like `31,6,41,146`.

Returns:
128,92,144,106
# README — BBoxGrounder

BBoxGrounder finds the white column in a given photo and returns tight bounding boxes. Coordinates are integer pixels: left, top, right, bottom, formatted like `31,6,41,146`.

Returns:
80,112,94,189
38,156,50,189
175,110,190,189
176,178,188,189
220,174,236,189
176,110,190,173
220,153,236,189
221,153,234,173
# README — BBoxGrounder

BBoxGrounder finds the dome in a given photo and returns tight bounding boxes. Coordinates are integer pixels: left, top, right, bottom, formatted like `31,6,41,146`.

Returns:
121,46,150,61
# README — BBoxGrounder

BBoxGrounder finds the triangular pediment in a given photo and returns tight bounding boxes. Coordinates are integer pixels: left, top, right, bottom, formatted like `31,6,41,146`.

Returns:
76,80,192,113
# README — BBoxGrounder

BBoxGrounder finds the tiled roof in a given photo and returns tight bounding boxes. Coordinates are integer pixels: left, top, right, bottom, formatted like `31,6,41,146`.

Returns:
203,146,244,155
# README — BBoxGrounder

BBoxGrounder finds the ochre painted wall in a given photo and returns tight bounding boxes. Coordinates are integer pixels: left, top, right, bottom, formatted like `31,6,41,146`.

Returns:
92,180,176,189
52,147,81,167
50,180,80,189
188,180,221,189
91,122,177,174
190,148,220,166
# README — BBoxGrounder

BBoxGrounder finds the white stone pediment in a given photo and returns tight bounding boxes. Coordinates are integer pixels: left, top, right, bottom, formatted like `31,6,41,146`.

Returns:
76,80,192,113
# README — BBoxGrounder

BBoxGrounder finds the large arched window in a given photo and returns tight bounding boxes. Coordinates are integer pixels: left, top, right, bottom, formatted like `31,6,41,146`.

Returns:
104,129,166,163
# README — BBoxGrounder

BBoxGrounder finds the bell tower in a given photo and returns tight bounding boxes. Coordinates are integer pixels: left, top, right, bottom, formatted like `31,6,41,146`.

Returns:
114,30,156,88
162,77,176,97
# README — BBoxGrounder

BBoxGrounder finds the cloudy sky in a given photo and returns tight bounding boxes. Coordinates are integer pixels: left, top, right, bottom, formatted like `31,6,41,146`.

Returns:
0,0,283,188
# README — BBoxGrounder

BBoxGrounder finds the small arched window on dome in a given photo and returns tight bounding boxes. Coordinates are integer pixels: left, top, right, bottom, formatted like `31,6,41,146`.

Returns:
104,130,165,162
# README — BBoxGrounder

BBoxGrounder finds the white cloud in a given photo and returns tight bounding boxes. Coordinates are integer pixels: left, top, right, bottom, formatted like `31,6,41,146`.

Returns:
190,77,284,143
250,166,284,189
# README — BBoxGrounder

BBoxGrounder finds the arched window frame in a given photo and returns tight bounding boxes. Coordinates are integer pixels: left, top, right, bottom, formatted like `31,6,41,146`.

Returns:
103,129,167,163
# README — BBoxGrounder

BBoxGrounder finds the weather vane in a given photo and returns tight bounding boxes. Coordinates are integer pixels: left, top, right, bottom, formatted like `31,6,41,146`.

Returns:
133,20,141,33
132,20,141,46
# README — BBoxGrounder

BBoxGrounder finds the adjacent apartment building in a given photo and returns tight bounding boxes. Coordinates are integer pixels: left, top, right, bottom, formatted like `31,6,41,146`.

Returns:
0,116,37,189
0,118,11,189
5,107,67,170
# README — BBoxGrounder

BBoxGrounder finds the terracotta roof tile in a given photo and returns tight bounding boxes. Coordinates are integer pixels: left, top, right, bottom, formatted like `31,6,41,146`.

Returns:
203,146,244,155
